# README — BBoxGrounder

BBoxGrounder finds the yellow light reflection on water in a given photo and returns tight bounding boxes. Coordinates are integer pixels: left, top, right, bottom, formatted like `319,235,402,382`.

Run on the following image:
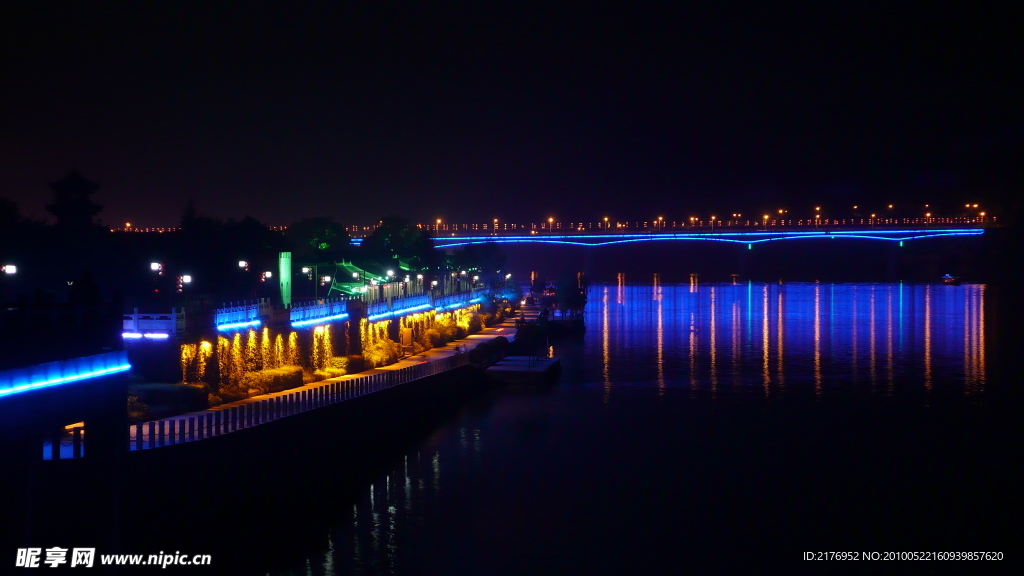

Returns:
851,287,858,383
776,287,784,390
887,287,894,394
870,286,877,390
689,312,697,391
709,286,717,393
814,285,821,395
655,274,664,395
979,284,986,388
924,285,932,390
731,300,741,386
762,285,770,396
602,286,610,402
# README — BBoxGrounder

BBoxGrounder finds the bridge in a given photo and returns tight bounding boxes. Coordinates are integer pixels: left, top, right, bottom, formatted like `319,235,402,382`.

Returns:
343,217,993,248
429,227,985,248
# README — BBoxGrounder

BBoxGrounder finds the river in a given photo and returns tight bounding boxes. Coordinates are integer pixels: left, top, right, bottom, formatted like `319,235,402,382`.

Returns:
264,280,1015,574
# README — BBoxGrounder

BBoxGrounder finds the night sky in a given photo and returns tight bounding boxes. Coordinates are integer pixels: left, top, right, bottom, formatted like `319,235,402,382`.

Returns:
1,2,1020,228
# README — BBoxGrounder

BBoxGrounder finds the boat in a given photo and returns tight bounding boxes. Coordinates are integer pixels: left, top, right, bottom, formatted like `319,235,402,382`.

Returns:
941,274,961,286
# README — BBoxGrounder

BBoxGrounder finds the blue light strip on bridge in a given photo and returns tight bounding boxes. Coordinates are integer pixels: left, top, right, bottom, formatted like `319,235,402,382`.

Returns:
291,313,350,328
216,319,262,331
0,364,132,398
431,229,984,247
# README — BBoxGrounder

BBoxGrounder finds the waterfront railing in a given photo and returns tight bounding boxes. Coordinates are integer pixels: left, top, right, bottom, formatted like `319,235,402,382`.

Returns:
126,352,468,451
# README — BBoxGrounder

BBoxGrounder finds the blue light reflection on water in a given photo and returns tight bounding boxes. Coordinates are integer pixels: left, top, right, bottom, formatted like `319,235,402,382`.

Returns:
270,281,992,575
590,280,985,397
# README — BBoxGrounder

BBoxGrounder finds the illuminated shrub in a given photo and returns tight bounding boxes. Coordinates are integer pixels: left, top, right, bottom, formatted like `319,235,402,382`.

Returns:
127,395,149,421
313,356,351,380
221,365,303,401
345,355,365,373
425,328,443,348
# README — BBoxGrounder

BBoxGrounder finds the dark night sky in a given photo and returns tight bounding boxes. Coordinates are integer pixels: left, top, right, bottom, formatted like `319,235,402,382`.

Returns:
1,1,1020,227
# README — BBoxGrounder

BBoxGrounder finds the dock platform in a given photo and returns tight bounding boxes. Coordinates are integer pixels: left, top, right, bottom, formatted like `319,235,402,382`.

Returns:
485,356,561,384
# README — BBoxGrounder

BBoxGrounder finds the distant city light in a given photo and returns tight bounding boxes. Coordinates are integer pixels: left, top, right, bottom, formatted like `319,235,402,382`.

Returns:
150,262,161,271
239,260,248,268
181,275,192,283
263,271,272,278
2,265,15,274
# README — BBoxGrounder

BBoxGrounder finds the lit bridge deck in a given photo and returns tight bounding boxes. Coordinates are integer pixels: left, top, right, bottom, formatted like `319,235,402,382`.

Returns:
428,227,986,248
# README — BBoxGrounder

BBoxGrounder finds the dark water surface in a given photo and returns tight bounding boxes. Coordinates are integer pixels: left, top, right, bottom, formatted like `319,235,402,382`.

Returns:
268,281,1017,575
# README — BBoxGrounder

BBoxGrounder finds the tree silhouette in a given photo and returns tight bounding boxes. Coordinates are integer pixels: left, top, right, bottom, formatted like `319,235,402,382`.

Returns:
286,217,351,261
46,170,103,228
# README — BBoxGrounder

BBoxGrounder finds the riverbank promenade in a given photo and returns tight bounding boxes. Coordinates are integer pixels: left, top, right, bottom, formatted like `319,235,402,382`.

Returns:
126,318,525,451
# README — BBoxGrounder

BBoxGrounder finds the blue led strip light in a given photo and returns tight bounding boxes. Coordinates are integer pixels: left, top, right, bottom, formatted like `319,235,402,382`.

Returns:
432,229,984,248
367,303,433,322
291,313,349,328
1,353,132,398
435,297,482,311
216,319,262,331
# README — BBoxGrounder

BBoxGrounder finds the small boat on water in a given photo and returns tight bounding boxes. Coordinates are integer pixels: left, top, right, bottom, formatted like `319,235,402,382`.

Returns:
941,274,961,286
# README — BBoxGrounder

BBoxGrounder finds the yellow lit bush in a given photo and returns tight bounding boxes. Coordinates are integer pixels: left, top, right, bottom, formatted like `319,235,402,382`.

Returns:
313,356,351,380
220,365,304,402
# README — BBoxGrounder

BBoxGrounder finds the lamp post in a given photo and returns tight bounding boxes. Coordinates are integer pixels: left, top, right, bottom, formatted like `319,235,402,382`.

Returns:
548,217,554,234
603,216,609,232
710,216,716,231
763,214,769,229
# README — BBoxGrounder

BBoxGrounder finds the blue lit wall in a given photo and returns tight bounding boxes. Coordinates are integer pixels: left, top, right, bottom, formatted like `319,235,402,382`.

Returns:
0,351,131,398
